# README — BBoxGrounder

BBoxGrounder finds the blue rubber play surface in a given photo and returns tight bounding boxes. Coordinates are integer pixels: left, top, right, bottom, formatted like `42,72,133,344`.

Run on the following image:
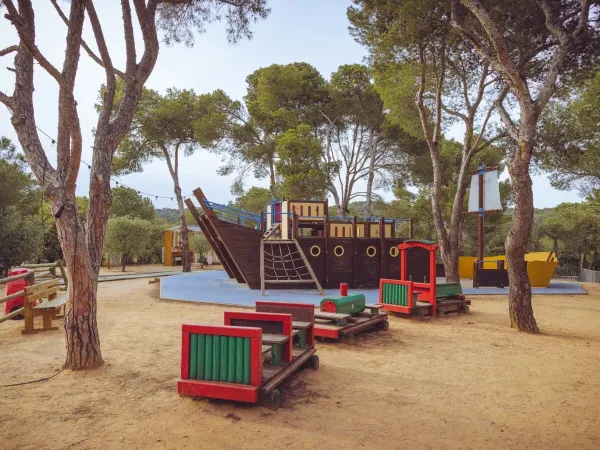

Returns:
160,270,585,306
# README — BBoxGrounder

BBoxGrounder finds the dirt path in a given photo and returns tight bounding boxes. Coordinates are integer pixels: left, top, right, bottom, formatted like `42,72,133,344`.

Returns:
1,278,600,449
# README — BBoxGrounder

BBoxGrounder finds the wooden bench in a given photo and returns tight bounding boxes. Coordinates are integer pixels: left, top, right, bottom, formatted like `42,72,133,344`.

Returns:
224,311,293,366
256,302,315,349
314,311,350,327
22,279,67,334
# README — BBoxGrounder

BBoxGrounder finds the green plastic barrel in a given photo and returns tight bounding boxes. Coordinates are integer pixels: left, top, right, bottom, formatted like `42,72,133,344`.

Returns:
320,293,366,315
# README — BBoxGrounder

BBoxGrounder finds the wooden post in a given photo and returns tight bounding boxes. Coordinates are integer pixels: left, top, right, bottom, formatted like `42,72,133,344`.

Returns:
292,212,298,239
351,216,357,239
408,218,413,239
365,219,370,238
260,240,265,296
324,198,329,288
379,217,386,280
478,164,485,269
391,219,395,238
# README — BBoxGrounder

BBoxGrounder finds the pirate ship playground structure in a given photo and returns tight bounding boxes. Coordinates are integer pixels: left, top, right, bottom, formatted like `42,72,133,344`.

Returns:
185,187,445,295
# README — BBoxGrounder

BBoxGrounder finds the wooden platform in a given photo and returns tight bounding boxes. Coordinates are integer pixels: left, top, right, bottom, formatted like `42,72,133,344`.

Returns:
390,297,471,319
260,347,316,395
314,310,388,341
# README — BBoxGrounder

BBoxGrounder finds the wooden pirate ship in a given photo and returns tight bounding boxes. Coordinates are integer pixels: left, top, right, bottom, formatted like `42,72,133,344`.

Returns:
185,187,430,293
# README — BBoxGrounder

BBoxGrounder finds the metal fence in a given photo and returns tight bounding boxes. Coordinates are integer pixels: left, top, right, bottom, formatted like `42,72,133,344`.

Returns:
581,268,600,284
553,266,581,281
554,267,600,284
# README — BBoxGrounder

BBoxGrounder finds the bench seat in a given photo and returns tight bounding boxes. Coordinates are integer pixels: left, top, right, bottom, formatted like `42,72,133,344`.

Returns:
262,333,290,345
314,311,350,320
292,320,312,329
33,295,67,310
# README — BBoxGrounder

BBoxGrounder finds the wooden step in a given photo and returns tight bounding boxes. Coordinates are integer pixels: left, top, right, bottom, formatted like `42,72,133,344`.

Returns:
262,333,290,345
315,311,350,320
292,320,312,329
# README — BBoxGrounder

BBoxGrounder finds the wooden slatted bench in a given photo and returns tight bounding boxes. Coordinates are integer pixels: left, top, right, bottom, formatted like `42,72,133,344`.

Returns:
224,311,293,366
262,333,290,345
256,302,316,349
22,279,67,334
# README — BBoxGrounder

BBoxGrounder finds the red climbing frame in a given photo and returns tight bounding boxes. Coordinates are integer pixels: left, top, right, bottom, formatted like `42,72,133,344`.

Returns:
399,241,439,317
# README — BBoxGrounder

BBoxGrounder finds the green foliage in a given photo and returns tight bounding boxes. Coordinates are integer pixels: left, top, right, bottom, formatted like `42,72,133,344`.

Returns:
0,137,38,214
191,232,211,266
104,217,157,270
275,125,329,199
0,206,42,271
537,70,600,194
156,208,181,224
110,186,155,220
230,186,272,214
109,83,231,175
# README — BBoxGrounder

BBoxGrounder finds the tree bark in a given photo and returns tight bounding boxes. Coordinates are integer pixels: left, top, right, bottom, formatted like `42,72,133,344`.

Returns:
364,130,377,217
162,145,191,272
175,188,191,273
505,125,539,333
54,196,103,370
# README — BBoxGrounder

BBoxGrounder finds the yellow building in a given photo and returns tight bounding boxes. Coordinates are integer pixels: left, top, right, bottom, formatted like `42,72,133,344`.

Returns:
162,225,219,267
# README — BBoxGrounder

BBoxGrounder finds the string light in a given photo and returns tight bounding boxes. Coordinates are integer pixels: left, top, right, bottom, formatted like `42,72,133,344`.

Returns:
2,102,194,205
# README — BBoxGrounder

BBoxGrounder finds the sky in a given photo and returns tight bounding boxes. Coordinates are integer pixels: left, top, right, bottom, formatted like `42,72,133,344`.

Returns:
0,0,582,210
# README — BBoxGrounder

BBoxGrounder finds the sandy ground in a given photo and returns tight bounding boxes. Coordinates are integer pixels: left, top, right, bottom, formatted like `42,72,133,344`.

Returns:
1,277,600,449
99,263,223,276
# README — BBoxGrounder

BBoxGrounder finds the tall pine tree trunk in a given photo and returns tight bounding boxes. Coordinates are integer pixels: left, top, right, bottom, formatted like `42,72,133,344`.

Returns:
175,182,191,273
163,145,191,272
364,131,377,217
54,193,103,370
505,129,539,333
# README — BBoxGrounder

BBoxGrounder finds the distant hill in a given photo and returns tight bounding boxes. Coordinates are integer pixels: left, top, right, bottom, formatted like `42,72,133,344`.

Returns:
155,208,179,224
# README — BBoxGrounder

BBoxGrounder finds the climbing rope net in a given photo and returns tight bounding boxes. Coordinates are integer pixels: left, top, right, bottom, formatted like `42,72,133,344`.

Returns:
262,242,313,281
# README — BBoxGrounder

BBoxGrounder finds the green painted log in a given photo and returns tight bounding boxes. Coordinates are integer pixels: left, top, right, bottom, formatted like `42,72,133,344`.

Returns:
213,335,220,381
320,293,366,315
436,282,462,298
228,337,236,382
243,338,250,384
205,335,213,381
220,336,228,382
235,337,244,383
189,334,198,379
197,334,206,379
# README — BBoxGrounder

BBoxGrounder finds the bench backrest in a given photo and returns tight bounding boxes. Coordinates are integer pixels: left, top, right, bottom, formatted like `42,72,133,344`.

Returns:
255,301,315,347
224,311,292,336
255,301,314,323
24,279,59,302
180,323,263,387
224,312,293,363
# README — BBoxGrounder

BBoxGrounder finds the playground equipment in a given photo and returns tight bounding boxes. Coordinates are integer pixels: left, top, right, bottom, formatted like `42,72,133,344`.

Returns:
458,252,558,288
185,187,418,294
178,305,318,408
379,241,470,318
311,283,388,342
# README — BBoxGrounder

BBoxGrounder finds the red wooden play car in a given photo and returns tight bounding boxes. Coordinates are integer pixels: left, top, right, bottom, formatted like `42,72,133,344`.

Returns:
178,303,318,408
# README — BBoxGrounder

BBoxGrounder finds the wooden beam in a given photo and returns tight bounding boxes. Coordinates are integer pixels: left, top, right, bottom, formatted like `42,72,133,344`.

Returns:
293,239,324,295
0,289,25,305
0,307,24,323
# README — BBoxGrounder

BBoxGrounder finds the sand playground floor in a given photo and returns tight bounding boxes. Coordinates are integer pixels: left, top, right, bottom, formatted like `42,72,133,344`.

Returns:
1,275,600,449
